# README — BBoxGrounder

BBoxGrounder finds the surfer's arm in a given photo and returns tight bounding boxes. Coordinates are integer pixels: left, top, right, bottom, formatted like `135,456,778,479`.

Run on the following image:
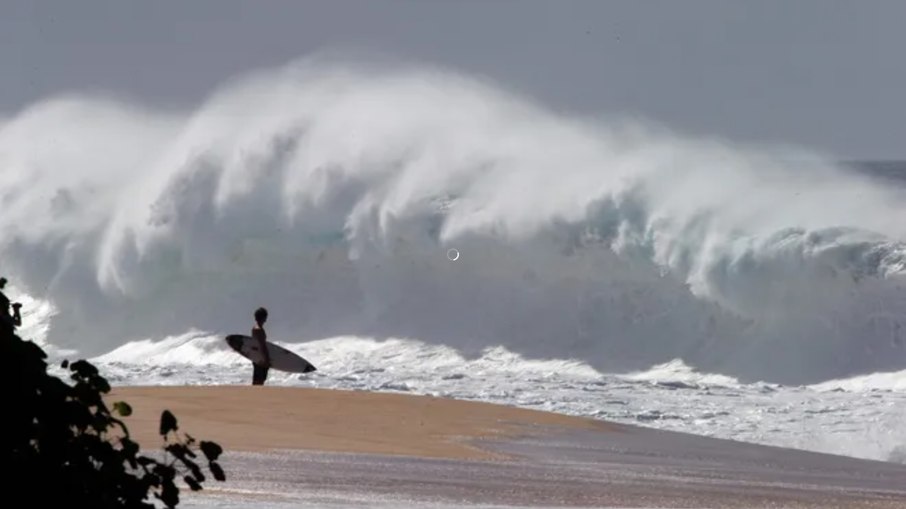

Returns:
261,339,271,365
253,329,271,365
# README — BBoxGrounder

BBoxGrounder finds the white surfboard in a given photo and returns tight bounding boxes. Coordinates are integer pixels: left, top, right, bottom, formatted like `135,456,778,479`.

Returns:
225,334,317,374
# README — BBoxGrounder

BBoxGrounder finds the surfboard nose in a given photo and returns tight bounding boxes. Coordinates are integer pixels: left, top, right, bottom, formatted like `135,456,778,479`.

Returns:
225,335,243,352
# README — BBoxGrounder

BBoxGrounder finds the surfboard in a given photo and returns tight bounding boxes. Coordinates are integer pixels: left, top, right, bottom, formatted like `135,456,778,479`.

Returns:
225,334,317,374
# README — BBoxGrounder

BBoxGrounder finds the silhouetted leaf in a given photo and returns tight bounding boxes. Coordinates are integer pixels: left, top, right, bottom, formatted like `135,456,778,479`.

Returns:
200,441,223,461
186,461,205,483
209,461,226,481
93,376,111,393
183,444,197,459
166,443,187,461
159,410,178,436
154,462,176,480
113,401,132,417
121,438,140,468
184,475,202,491
158,480,179,508
71,359,99,378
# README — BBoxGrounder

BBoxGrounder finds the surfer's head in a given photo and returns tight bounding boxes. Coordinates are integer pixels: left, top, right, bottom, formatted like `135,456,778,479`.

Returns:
254,306,268,325
0,277,6,289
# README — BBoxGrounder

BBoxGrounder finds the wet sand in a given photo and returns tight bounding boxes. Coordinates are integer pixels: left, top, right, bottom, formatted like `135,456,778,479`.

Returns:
110,386,906,508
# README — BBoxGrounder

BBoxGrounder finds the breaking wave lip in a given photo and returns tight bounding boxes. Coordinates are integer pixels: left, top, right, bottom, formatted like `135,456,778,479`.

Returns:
2,52,906,385
810,369,906,392
619,359,744,389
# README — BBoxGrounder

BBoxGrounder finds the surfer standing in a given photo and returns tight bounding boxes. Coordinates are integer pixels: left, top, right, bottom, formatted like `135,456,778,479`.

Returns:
251,307,271,385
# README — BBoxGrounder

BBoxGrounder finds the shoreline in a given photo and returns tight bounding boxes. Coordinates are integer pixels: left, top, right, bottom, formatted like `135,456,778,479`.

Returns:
108,385,906,508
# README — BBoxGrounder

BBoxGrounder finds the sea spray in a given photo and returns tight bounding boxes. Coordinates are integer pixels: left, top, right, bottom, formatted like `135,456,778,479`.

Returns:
1,55,905,385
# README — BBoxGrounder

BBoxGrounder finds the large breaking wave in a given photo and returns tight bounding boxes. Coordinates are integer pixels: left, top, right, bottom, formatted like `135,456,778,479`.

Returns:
2,55,906,384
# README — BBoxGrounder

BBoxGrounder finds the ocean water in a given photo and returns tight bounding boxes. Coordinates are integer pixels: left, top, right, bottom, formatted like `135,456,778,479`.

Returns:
2,56,904,465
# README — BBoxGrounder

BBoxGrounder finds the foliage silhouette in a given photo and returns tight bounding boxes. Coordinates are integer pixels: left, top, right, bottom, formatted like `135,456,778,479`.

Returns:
2,303,226,508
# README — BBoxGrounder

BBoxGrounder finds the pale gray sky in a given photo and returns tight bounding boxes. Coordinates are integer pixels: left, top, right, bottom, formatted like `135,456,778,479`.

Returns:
2,0,904,159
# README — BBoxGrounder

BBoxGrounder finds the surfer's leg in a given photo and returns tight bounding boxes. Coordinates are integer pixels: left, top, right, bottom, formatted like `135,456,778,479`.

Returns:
252,363,267,385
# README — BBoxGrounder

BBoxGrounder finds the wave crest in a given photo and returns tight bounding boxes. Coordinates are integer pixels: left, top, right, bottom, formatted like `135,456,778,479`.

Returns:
2,55,906,384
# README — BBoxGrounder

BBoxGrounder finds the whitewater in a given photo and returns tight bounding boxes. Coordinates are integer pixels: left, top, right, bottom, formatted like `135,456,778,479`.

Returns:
1,55,904,464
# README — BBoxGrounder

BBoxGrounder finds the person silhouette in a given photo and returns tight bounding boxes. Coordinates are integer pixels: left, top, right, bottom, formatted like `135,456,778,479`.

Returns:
251,307,271,385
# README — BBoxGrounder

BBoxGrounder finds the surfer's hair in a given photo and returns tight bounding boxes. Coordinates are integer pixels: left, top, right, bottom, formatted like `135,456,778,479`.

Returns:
254,307,268,322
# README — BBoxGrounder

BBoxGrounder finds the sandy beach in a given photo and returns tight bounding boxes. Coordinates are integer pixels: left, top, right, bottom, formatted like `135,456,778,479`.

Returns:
108,386,906,508
110,385,611,460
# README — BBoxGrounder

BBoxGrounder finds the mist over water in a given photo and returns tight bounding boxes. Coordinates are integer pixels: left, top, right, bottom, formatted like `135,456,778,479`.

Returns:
2,55,906,385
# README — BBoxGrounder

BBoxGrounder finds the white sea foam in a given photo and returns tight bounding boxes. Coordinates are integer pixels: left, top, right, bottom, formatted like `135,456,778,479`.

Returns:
3,53,906,464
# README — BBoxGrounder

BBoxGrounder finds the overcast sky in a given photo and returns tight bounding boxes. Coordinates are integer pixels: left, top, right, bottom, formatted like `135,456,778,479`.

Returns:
2,0,904,159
